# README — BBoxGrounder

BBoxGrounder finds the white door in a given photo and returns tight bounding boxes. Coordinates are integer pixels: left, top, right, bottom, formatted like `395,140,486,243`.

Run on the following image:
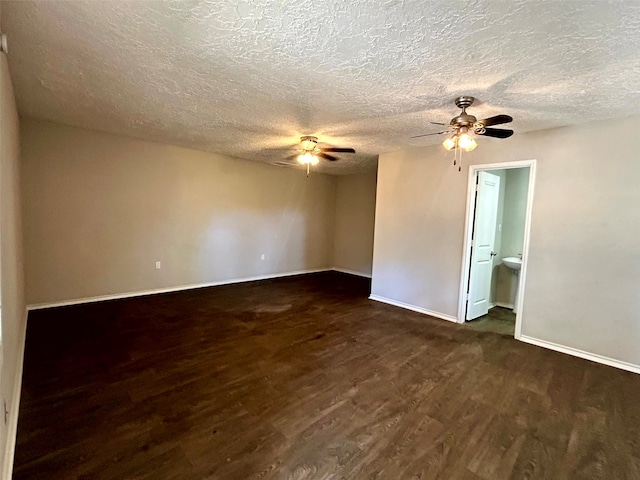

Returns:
466,171,500,320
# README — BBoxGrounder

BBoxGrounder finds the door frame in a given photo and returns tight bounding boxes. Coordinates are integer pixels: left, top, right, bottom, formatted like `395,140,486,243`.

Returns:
457,159,537,340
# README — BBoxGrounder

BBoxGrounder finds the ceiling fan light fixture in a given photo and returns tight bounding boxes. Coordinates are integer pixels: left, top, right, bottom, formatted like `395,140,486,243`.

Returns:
291,136,354,176
442,136,457,151
298,152,318,165
458,133,477,152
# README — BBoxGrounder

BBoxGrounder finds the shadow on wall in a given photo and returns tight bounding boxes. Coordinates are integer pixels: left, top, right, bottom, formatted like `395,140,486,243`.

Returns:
490,167,530,308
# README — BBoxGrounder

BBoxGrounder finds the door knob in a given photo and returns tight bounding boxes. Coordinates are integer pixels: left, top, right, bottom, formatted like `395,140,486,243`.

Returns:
490,251,497,257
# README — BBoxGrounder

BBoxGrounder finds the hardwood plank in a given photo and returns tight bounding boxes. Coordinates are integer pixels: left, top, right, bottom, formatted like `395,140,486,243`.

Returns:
510,436,562,480
13,271,640,479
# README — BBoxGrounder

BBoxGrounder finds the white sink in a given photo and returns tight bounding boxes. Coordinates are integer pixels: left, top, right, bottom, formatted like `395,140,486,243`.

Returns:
502,257,522,271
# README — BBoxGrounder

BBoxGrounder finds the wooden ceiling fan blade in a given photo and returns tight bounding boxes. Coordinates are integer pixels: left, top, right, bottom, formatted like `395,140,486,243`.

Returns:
411,130,448,138
478,114,513,127
272,160,296,167
477,128,514,139
318,152,339,161
322,147,356,153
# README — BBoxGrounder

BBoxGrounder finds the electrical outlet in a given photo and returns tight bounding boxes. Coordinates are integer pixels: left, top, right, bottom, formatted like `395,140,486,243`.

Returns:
260,254,266,260
155,261,161,269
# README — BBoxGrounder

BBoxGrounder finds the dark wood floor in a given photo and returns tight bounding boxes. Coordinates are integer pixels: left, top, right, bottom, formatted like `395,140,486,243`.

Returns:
14,272,640,479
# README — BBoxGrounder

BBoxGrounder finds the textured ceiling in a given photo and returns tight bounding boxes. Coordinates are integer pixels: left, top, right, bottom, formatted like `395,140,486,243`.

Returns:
2,1,640,174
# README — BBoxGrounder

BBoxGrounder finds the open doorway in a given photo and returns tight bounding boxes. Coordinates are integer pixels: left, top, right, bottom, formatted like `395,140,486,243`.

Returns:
458,160,536,338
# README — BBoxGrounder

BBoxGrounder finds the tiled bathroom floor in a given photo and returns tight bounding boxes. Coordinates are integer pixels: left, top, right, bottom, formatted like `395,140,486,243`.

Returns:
465,306,516,336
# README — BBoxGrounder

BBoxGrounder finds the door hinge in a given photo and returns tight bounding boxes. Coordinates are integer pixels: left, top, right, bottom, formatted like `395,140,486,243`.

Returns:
3,400,8,425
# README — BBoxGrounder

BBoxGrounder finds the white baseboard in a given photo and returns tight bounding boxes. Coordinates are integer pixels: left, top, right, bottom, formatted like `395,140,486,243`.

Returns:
2,310,28,480
27,268,332,311
520,335,640,375
494,302,514,310
368,294,458,323
332,268,372,279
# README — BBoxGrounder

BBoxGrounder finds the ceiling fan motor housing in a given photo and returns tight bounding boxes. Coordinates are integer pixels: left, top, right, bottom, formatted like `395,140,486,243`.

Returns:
451,96,478,127
450,112,477,127
299,135,318,152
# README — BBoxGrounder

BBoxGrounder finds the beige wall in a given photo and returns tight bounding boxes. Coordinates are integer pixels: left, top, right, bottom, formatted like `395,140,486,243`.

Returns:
0,53,26,477
490,169,506,304
333,172,377,276
495,167,529,306
372,116,640,368
501,167,529,258
21,120,337,305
